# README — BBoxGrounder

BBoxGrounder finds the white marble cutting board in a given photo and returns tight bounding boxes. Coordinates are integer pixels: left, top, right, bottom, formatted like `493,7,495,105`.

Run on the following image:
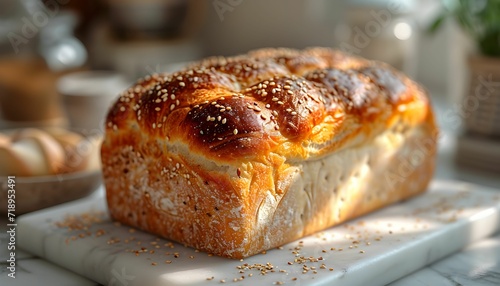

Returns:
17,180,500,286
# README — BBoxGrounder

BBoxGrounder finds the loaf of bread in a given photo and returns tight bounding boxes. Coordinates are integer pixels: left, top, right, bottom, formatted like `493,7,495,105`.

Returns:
0,128,102,176
101,48,437,258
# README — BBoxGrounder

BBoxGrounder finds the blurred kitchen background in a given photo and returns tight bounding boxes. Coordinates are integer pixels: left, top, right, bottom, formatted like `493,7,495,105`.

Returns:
0,0,499,186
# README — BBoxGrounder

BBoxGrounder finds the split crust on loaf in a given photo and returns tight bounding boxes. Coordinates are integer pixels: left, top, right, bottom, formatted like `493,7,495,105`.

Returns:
101,47,438,258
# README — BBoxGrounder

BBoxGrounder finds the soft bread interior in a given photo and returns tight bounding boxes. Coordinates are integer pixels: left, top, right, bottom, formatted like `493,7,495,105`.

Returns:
253,123,435,251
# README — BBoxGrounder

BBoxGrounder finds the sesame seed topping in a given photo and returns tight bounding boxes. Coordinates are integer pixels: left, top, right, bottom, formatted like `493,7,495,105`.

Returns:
170,104,175,110
233,129,238,135
179,82,185,87
155,107,161,111
222,118,227,124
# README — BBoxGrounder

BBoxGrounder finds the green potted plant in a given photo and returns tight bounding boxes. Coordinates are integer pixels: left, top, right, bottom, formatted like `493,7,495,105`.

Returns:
431,0,500,173
430,0,500,57
431,0,500,137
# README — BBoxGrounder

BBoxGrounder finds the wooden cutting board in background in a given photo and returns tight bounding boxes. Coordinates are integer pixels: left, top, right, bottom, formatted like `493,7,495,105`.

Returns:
17,180,500,286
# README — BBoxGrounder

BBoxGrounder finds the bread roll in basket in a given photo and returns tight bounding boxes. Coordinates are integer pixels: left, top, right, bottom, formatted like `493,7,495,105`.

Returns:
101,48,437,258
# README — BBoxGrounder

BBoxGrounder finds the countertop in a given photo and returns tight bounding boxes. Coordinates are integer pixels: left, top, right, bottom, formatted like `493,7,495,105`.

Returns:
1,97,500,285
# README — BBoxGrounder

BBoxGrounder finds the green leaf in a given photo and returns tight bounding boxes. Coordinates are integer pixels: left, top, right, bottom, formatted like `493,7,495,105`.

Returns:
428,14,447,34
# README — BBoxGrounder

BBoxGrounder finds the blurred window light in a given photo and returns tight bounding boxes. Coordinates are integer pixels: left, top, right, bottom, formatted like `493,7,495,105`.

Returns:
394,22,412,40
56,44,78,65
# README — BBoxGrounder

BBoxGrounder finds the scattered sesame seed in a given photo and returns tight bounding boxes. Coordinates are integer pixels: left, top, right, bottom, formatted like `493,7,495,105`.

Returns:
233,129,238,135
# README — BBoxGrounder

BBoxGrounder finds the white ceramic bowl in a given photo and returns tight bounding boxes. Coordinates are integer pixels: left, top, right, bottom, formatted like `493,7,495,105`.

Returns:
58,71,129,133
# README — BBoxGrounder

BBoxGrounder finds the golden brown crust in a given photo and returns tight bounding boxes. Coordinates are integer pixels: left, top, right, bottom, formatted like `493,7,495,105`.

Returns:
102,47,438,258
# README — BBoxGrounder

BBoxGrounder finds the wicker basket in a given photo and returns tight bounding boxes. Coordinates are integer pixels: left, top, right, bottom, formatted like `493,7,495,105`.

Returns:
464,56,500,137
